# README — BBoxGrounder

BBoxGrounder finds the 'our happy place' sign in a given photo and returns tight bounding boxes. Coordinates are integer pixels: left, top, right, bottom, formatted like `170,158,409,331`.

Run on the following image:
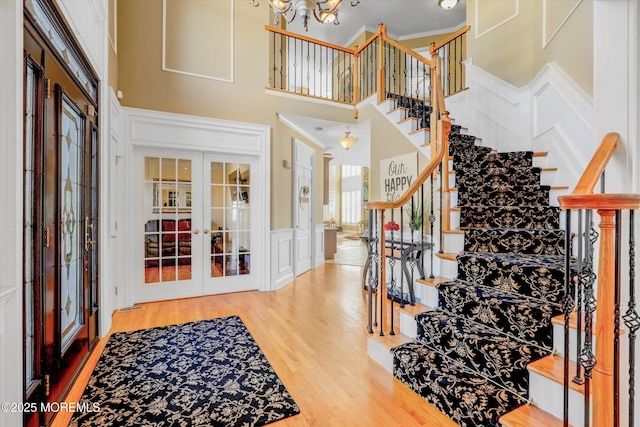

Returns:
380,152,418,201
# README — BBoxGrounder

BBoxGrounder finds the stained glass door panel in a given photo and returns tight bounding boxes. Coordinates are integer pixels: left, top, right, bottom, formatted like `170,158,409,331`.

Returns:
59,92,85,354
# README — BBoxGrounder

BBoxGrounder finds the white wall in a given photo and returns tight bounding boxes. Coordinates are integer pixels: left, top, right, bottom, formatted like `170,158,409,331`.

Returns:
446,59,594,195
0,1,25,425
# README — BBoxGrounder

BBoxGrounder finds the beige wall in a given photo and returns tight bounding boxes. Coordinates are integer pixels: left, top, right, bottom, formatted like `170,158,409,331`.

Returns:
107,0,118,90
467,0,592,95
358,104,429,202
116,0,356,230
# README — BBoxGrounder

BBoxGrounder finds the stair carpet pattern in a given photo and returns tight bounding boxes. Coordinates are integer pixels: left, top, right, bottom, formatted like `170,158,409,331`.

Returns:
387,93,433,130
391,130,569,426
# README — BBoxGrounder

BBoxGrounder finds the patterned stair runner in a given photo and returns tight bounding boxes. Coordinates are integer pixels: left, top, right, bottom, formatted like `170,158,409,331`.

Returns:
391,117,570,427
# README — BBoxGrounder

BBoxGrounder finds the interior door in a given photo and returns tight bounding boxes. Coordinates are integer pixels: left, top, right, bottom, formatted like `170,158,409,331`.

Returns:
203,154,257,294
139,152,203,303
294,141,314,276
138,153,258,302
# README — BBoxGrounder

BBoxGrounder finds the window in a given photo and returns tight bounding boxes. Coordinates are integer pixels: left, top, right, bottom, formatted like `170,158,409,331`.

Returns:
341,165,362,225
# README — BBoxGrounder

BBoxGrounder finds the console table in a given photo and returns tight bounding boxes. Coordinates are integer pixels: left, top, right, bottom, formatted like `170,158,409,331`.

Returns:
361,234,434,305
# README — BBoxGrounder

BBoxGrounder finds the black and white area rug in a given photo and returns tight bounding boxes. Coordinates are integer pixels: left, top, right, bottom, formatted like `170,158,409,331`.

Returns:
70,315,300,427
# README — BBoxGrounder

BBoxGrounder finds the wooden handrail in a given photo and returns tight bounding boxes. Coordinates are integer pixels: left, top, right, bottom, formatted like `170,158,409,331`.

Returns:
366,49,447,210
365,118,447,210
430,25,471,55
555,130,635,427
265,25,356,54
562,132,620,197
353,24,385,56
558,193,640,210
380,31,436,69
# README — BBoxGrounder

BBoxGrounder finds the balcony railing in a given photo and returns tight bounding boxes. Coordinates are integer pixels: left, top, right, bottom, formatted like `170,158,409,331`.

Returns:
266,24,470,111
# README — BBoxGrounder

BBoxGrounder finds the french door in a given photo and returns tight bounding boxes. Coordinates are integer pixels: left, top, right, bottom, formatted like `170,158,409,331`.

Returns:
137,151,257,302
23,4,100,425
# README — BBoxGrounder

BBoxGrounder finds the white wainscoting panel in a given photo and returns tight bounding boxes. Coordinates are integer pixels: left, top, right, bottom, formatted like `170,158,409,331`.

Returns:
315,224,325,268
448,59,594,193
530,62,594,190
271,229,295,290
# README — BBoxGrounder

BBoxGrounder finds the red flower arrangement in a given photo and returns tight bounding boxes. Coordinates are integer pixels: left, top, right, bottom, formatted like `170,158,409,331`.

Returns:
384,221,400,231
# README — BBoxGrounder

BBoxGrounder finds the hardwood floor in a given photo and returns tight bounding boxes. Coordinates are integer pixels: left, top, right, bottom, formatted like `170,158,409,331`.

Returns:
54,263,455,426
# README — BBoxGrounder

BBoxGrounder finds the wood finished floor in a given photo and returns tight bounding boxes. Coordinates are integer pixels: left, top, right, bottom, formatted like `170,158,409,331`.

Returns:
54,262,455,427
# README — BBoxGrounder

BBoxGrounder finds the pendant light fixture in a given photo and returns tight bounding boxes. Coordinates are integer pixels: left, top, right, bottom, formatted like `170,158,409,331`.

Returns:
339,131,357,150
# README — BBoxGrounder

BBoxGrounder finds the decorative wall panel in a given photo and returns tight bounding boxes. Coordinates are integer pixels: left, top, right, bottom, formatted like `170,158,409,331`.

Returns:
162,0,234,82
475,0,519,39
543,0,582,48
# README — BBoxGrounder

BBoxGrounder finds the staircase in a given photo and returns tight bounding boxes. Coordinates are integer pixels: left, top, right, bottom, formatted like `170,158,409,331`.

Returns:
368,95,578,426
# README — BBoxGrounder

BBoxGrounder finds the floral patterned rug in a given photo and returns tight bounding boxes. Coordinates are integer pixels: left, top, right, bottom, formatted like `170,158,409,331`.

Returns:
390,115,570,427
70,316,300,427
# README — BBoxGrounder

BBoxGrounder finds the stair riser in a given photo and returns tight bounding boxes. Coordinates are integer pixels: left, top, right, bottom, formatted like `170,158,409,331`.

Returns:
552,321,596,361
528,371,584,426
464,229,565,256
456,169,541,188
367,337,394,373
443,232,464,253
457,186,551,207
400,311,418,337
417,282,439,308
416,313,547,395
437,283,559,347
453,151,533,170
394,344,527,427
457,254,566,304
460,207,560,230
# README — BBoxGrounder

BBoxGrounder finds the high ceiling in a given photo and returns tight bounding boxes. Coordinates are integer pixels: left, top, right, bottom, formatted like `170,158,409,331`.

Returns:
276,0,467,166
285,0,467,46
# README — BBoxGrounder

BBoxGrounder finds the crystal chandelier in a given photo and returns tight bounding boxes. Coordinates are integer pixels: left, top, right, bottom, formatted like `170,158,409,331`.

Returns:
251,0,361,31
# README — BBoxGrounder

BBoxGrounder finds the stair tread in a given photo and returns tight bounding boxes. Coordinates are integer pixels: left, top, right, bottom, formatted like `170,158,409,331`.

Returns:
500,404,569,427
527,355,585,394
368,329,414,350
416,276,451,287
409,128,429,135
399,302,433,317
435,252,458,261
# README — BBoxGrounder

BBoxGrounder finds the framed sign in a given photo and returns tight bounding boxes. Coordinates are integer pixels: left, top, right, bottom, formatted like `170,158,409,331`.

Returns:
380,152,418,202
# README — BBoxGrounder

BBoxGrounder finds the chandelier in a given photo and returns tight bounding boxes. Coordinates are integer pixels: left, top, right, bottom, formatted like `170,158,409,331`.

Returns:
251,0,361,31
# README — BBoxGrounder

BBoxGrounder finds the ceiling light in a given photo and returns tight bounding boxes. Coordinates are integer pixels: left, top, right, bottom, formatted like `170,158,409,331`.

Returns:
251,0,361,31
438,0,459,10
339,131,357,150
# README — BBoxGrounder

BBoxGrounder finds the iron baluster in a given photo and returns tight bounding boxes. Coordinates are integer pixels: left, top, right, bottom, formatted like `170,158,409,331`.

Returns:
580,210,599,427
388,209,396,334
614,210,622,427
366,209,374,334
429,170,435,278
623,210,638,427
439,161,444,254
574,209,585,385
562,209,575,426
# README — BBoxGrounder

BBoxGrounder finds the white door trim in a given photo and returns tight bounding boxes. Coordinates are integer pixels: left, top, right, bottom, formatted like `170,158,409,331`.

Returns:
123,107,270,306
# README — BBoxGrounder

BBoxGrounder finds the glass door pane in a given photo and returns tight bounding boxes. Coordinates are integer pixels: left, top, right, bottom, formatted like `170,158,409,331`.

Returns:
59,93,85,354
144,156,193,283
209,162,251,278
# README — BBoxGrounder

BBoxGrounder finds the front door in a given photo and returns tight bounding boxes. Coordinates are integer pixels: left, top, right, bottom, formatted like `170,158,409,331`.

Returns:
138,152,257,302
23,5,100,424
